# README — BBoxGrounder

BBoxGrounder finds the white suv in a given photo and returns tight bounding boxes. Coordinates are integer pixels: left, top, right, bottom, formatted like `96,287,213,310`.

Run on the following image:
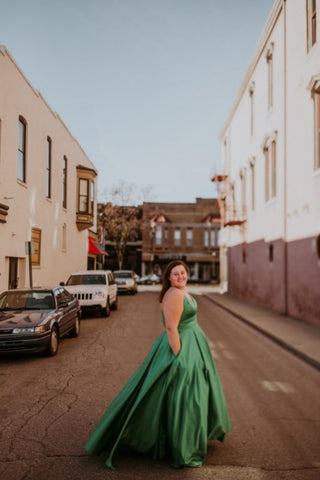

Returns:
63,270,118,317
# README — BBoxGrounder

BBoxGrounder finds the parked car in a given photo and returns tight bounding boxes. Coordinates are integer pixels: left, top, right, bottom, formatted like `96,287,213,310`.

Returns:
137,274,161,285
0,287,80,356
114,270,138,294
63,270,118,317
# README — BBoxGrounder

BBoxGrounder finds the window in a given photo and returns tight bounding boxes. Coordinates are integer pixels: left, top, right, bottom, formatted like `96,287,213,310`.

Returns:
91,180,95,214
186,228,193,247
269,243,274,262
79,178,89,213
174,228,181,246
250,158,256,211
164,227,169,246
307,0,317,51
249,82,255,136
266,44,274,110
242,244,247,264
240,169,247,212
211,227,218,247
204,228,216,248
155,225,162,246
62,156,67,208
46,137,52,198
204,229,209,248
264,138,277,201
18,116,27,182
31,228,41,266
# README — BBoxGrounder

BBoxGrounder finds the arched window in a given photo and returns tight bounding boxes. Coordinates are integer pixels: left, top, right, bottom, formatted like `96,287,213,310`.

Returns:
263,132,277,202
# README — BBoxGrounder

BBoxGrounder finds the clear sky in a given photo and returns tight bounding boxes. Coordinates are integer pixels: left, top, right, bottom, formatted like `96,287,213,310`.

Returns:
1,0,275,204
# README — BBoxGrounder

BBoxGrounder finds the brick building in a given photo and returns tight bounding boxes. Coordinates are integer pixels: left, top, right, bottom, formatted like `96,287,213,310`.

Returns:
142,198,220,283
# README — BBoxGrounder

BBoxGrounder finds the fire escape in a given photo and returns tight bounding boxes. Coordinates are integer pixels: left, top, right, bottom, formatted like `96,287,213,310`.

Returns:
212,174,247,227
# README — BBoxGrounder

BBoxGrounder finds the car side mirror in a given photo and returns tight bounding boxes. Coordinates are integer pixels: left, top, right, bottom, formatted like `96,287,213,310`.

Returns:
59,281,65,286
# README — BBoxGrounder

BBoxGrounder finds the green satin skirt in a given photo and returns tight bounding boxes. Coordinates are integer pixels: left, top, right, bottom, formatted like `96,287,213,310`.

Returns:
85,321,231,469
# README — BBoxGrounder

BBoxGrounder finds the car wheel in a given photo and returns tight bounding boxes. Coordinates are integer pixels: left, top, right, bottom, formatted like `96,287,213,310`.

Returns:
69,314,80,337
111,295,118,311
101,298,110,317
46,326,59,356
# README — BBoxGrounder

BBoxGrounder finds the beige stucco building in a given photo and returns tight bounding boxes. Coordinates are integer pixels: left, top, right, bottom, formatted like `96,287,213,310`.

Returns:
214,0,320,326
0,46,100,292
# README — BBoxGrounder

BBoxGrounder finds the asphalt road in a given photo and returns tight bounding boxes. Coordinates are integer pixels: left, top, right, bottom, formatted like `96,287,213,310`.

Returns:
0,290,319,480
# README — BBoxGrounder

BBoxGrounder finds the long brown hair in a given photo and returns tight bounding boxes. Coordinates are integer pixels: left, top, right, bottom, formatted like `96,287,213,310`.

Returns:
158,260,189,303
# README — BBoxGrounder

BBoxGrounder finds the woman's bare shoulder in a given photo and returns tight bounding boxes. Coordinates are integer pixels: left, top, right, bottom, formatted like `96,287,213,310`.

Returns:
162,287,184,305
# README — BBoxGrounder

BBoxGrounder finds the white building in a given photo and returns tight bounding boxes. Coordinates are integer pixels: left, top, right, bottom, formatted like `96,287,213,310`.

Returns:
215,0,320,326
0,47,103,292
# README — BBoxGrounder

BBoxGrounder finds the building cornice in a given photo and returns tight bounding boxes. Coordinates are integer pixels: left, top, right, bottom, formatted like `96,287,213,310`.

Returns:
220,0,283,139
0,45,97,172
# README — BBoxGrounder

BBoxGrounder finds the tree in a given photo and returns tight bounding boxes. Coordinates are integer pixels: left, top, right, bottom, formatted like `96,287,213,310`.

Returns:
98,181,148,270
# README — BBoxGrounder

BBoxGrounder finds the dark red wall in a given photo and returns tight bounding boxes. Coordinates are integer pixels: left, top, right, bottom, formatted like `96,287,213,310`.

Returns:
227,236,320,326
287,236,320,326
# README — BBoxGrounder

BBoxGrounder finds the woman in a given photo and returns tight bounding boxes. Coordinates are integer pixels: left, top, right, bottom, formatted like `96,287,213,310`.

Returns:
85,260,231,469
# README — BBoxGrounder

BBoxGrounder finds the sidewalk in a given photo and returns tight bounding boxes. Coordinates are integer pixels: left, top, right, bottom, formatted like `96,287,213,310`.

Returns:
204,292,320,371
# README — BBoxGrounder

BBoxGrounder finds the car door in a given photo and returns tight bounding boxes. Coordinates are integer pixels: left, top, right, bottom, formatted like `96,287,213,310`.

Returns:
54,288,74,335
107,272,117,303
62,288,78,327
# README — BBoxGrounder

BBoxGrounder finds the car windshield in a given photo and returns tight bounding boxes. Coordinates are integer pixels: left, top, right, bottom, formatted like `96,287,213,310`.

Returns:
114,271,131,278
0,291,55,310
66,274,106,285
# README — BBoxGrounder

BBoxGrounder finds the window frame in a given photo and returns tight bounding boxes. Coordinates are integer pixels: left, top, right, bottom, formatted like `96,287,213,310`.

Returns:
46,137,52,198
266,44,274,110
31,228,41,266
18,116,27,183
186,227,193,247
174,227,181,247
78,178,90,213
240,168,247,213
155,225,163,246
264,136,277,202
307,0,317,52
249,158,256,211
62,156,68,209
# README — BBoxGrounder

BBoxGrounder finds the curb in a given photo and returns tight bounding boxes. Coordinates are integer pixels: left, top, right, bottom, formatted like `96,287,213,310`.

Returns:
204,294,320,372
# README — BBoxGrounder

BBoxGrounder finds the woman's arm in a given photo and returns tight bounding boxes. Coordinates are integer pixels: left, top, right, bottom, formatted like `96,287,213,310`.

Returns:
162,290,183,355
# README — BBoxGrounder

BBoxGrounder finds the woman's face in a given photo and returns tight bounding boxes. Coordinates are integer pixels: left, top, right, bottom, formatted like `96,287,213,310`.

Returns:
169,264,188,289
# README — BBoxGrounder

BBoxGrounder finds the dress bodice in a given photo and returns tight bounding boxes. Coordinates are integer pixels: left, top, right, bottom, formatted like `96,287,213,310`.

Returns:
162,295,198,331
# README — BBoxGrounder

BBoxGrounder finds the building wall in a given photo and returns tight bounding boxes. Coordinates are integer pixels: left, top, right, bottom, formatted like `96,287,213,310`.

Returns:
218,0,320,325
0,47,98,291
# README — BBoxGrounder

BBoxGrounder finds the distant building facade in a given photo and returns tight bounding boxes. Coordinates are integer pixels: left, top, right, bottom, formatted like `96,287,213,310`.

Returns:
215,0,320,325
142,198,220,282
0,46,100,291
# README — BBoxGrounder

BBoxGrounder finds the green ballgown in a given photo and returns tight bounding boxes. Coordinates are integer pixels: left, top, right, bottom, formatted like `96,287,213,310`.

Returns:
85,295,231,469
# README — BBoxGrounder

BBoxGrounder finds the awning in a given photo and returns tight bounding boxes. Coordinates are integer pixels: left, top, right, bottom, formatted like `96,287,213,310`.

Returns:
88,237,108,256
